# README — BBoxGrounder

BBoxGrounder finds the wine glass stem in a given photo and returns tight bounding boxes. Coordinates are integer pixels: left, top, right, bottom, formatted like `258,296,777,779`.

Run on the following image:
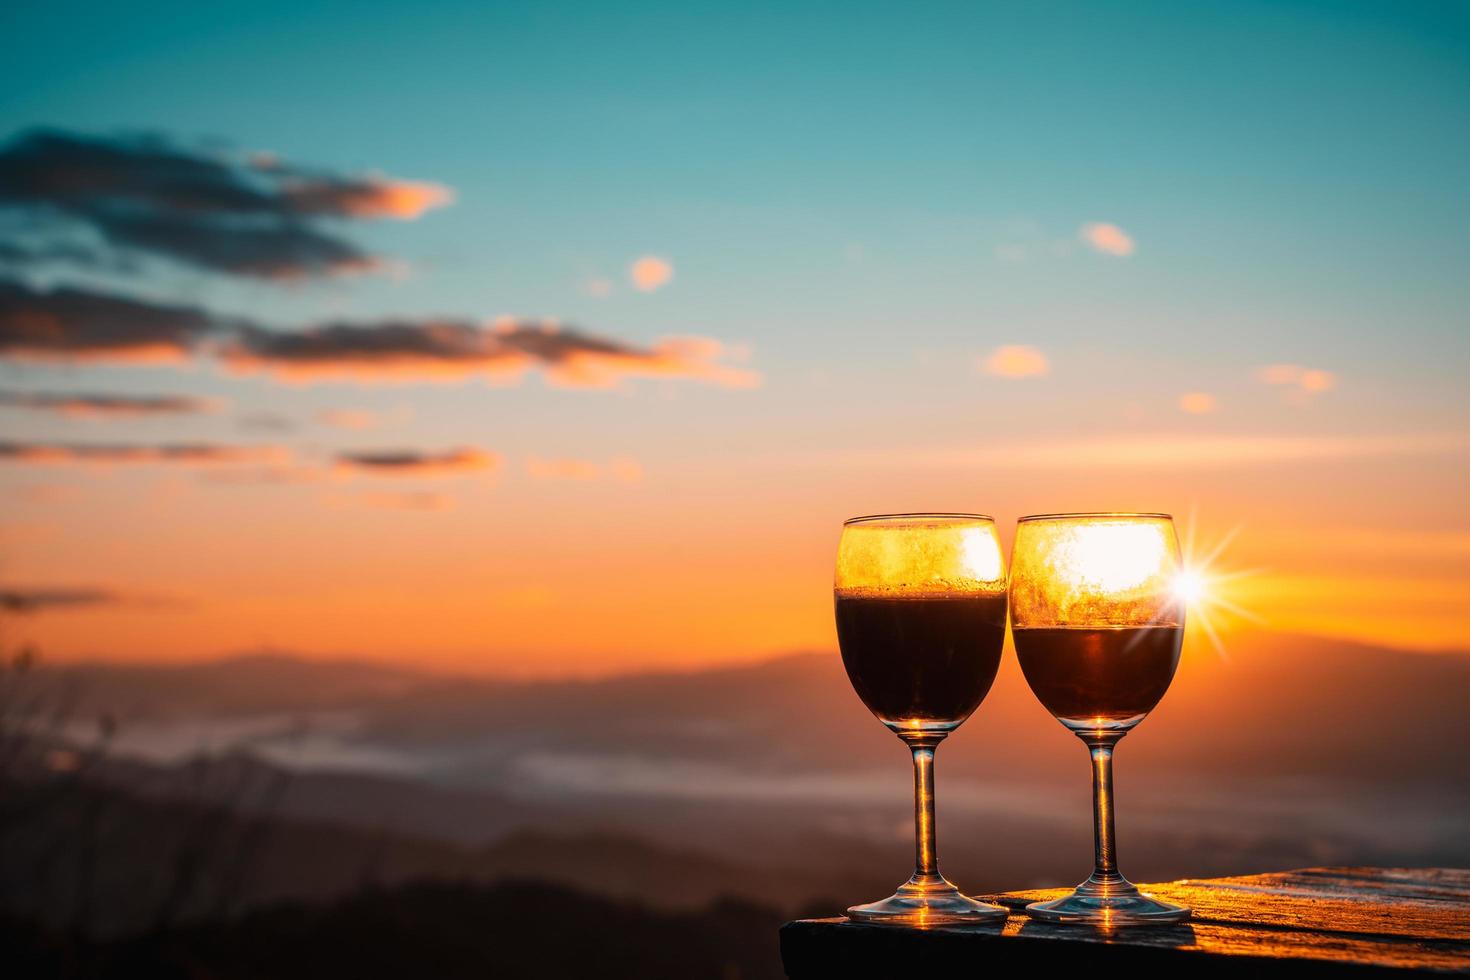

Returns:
1084,733,1126,887
909,741,940,882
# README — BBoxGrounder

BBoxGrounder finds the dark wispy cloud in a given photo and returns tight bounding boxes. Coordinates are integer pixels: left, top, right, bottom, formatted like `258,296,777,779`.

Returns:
84,208,381,279
221,319,497,378
0,585,184,613
0,276,759,389
223,320,760,388
0,586,122,613
334,447,500,476
0,389,218,417
0,441,287,465
0,128,451,280
0,278,226,361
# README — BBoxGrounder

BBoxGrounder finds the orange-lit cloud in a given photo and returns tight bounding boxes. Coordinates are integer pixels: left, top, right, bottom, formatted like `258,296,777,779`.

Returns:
334,447,500,476
630,255,673,292
220,320,522,381
1256,363,1337,396
1,280,758,389
538,334,759,389
1178,392,1217,414
316,408,381,430
1080,222,1135,256
0,390,218,418
525,456,644,484
0,442,288,465
982,344,1050,378
222,321,760,389
280,177,453,219
1300,370,1335,393
0,279,219,362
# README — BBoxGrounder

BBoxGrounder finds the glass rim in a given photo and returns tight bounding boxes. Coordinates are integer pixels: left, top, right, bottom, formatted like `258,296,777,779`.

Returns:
1016,511,1173,523
843,512,994,526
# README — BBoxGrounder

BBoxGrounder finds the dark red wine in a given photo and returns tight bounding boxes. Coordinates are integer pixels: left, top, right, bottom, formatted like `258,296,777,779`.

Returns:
1013,626,1182,729
835,592,1007,731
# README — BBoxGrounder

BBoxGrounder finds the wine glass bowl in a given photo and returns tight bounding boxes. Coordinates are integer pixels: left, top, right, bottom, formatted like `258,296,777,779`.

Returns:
834,514,1009,925
1009,513,1191,926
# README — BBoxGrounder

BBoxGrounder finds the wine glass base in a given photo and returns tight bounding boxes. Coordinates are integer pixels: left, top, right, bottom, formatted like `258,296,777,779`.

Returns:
1025,888,1190,927
847,878,1008,926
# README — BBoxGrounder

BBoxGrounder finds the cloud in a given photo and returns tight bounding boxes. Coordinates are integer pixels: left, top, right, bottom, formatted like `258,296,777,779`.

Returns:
221,319,512,381
0,128,451,280
0,441,287,465
0,278,224,361
630,255,673,292
1256,363,1337,395
1080,222,1135,257
222,320,760,389
275,176,453,219
0,389,218,418
334,447,500,476
0,280,759,390
0,586,122,613
0,585,182,613
83,207,383,279
525,456,643,484
1178,392,1217,414
982,344,1050,378
316,408,380,430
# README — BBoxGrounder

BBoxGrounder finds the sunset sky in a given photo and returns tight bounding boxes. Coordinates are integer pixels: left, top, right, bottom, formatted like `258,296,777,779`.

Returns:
1,0,1467,674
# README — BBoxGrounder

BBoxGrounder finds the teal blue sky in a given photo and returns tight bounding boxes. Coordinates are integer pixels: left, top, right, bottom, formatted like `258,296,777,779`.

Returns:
4,0,1467,368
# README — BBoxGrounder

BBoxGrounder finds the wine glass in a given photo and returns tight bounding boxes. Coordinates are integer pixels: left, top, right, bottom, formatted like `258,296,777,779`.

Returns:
834,513,1009,925
1008,512,1190,925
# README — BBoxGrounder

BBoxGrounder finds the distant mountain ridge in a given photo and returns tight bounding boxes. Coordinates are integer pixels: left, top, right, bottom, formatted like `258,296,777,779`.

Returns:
34,631,1470,800
19,629,1470,900
40,652,430,719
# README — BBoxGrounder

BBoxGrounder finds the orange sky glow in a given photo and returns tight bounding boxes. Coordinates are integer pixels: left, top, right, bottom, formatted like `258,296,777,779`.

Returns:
4,428,1467,676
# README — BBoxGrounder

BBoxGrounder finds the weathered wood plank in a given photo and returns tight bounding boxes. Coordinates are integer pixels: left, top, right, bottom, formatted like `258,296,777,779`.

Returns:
992,868,1470,942
782,868,1470,977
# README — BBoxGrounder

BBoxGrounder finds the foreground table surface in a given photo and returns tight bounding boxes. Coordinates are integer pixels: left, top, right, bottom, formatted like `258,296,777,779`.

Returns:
781,868,1470,977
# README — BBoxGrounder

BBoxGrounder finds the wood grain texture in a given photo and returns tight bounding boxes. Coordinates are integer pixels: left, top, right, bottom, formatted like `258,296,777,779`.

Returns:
781,868,1470,977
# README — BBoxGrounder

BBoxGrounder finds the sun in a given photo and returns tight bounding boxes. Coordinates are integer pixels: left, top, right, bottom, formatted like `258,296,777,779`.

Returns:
1172,568,1208,605
1173,510,1265,659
